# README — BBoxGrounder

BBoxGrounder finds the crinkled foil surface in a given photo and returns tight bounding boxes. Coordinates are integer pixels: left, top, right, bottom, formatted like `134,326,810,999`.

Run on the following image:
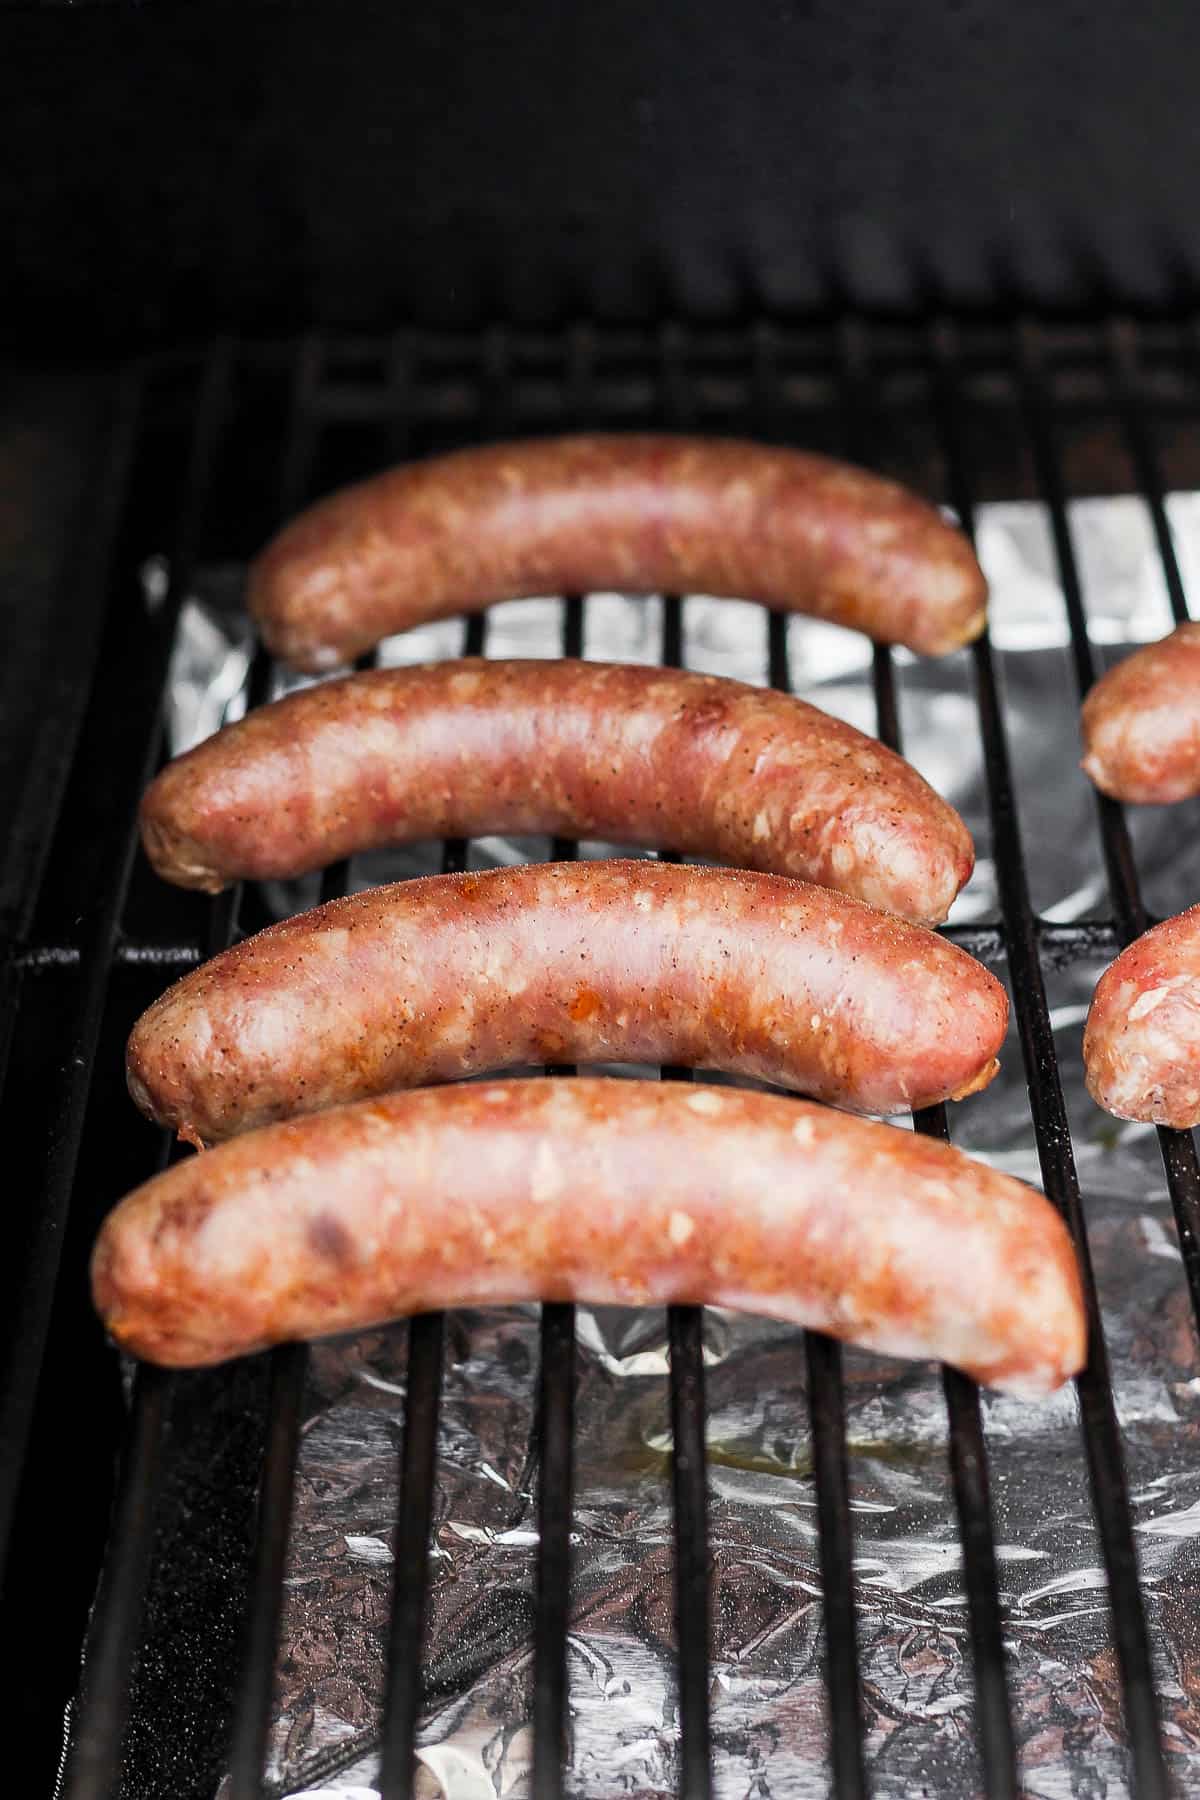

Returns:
170,497,1200,1800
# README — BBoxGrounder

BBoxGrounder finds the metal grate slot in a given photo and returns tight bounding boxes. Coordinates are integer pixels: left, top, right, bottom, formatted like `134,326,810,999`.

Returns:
0,316,1192,1799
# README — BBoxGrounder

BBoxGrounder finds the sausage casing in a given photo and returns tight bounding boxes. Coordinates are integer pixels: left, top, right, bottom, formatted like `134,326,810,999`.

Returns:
140,659,974,926
1084,904,1200,1127
1081,623,1200,804
93,1077,1084,1394
126,860,1008,1145
247,435,988,671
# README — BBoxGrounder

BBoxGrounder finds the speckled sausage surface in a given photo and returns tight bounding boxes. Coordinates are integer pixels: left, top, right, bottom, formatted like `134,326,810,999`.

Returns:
1084,904,1200,1127
93,1077,1084,1392
1081,624,1200,803
126,860,1007,1146
140,660,974,925
247,435,988,671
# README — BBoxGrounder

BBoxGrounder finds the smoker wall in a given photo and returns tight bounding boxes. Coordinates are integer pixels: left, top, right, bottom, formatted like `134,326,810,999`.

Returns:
3,0,1199,346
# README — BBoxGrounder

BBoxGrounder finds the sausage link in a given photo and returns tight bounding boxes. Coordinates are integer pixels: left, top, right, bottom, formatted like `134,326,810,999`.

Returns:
1084,904,1200,1127
93,1076,1084,1393
1081,623,1200,803
247,435,988,671
140,660,974,926
126,860,1007,1146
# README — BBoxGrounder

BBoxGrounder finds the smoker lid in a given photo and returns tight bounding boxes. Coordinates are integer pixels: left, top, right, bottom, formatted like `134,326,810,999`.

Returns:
3,0,1200,349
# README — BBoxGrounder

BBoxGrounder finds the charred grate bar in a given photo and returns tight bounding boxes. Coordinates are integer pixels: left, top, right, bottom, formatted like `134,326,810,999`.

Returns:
0,316,1193,1797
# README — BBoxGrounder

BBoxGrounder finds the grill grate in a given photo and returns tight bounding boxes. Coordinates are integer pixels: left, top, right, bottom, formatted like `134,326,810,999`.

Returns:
3,318,1199,1798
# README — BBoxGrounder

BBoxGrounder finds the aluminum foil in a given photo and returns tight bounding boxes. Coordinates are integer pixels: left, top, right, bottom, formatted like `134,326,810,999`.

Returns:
171,495,1200,1800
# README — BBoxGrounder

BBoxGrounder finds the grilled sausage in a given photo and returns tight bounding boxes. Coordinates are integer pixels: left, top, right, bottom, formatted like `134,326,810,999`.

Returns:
140,659,974,926
247,435,988,671
126,859,1007,1146
1084,904,1200,1128
1081,623,1200,804
93,1076,1085,1393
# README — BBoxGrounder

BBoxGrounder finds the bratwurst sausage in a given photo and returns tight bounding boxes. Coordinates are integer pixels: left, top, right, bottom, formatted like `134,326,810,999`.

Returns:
247,435,988,671
126,860,1007,1146
140,660,974,926
93,1077,1084,1393
1084,904,1200,1128
1081,623,1200,804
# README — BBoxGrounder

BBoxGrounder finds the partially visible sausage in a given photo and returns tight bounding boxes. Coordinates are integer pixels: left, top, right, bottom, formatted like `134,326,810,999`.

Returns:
1081,623,1200,803
247,435,988,671
93,1076,1085,1393
126,860,1008,1146
1084,904,1200,1128
140,659,974,926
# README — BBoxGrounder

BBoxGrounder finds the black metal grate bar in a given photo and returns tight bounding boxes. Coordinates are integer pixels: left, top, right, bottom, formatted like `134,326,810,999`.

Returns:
937,1364,1017,1796
1015,321,1148,940
61,1368,174,1799
193,333,337,1800
227,335,416,1800
877,724,1017,1800
801,1333,866,1800
378,610,487,1800
8,915,1058,978
383,337,516,1793
840,322,1018,1800
930,320,1168,1800
656,325,715,1800
1107,318,1191,627
654,1007,716,1795
530,329,598,1800
222,949,323,1794
532,579,588,1800
760,320,870,1800
667,1303,714,1800
532,1301,578,1800
1016,320,1200,1343
378,1310,448,1800
224,1343,310,1800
